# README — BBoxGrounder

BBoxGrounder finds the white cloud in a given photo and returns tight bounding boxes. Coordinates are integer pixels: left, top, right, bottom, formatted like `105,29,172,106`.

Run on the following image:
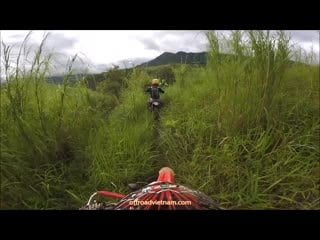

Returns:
1,30,319,78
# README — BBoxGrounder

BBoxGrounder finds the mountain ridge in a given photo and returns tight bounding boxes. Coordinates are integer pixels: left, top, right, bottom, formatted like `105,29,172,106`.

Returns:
45,51,207,84
138,51,207,67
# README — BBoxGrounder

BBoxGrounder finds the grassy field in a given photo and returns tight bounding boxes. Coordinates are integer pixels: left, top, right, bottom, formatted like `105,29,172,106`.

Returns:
1,31,319,209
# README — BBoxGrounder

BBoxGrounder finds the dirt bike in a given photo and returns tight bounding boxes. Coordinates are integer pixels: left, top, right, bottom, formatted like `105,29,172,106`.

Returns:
147,99,161,111
147,99,161,121
150,100,160,112
80,167,225,210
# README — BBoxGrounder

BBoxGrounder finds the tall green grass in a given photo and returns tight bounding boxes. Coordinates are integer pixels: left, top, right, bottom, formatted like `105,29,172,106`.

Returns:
87,68,157,195
157,31,319,209
0,34,117,209
1,31,318,209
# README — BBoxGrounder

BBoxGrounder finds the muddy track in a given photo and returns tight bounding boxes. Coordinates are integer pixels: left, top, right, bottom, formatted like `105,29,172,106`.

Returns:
150,113,169,168
143,111,169,182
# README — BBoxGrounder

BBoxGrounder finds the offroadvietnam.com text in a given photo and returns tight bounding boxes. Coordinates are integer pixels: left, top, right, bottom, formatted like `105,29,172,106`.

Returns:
129,200,192,206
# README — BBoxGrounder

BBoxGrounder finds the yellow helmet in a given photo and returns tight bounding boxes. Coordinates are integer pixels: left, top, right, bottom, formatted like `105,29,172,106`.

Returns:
151,79,160,86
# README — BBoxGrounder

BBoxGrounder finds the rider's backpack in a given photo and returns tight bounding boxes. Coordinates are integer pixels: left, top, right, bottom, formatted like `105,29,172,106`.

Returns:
151,87,160,99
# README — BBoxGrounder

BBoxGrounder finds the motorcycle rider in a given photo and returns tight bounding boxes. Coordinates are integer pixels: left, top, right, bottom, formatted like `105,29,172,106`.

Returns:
145,79,165,109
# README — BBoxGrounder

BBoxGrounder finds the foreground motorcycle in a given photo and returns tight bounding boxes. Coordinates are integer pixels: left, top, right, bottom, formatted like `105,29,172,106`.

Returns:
80,167,225,210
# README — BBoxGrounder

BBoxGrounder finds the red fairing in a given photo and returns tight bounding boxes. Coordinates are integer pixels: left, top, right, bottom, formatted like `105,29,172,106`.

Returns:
97,191,125,199
157,167,175,183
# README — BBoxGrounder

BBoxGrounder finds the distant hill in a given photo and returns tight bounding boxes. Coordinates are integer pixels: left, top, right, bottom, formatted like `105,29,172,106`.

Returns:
46,73,87,84
44,51,300,86
138,51,207,67
46,52,206,84
138,51,299,68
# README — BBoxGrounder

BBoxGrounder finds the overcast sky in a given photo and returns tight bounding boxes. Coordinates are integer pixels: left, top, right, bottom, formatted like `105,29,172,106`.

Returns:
1,30,319,76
